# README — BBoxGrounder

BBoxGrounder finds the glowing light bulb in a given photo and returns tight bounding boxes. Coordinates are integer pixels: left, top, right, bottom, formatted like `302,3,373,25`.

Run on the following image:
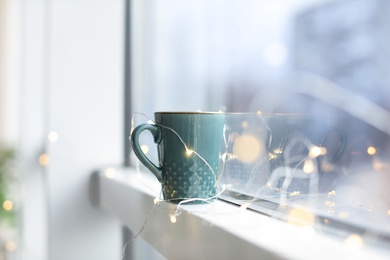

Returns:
303,159,315,174
170,214,177,223
344,234,364,250
185,148,193,156
256,111,262,116
105,167,116,179
39,153,50,166
3,200,13,211
373,160,383,171
367,146,376,155
48,131,59,143
241,121,248,128
325,200,336,207
5,241,16,252
290,191,300,197
268,153,277,160
387,209,390,215
328,190,336,196
309,146,327,158
141,145,149,154
287,208,315,227
233,135,262,163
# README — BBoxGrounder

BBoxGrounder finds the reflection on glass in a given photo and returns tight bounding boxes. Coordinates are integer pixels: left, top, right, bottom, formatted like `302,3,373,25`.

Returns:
131,0,390,249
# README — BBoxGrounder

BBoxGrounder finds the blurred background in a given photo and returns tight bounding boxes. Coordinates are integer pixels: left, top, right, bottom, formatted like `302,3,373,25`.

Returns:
1,0,390,259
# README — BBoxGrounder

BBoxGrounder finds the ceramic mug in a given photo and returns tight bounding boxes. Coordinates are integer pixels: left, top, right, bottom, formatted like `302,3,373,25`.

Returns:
131,112,225,203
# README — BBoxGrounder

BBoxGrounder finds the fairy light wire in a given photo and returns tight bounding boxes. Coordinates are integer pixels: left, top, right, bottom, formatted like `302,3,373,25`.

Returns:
130,112,221,188
121,202,158,260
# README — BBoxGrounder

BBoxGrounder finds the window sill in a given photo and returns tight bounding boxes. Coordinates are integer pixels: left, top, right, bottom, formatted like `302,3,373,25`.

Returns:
96,167,388,260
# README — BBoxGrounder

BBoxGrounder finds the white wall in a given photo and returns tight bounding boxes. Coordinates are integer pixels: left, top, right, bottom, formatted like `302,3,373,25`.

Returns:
0,0,21,146
21,0,124,259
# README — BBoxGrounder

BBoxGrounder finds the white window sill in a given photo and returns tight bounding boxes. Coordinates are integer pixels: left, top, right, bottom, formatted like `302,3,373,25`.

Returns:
97,167,389,260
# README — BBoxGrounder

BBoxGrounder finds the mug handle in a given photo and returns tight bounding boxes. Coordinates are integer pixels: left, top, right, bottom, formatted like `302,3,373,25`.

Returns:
130,124,163,183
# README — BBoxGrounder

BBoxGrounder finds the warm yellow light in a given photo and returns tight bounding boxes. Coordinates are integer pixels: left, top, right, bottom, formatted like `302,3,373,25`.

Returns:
325,200,336,207
303,159,315,174
233,135,262,163
154,197,161,205
48,131,59,143
185,148,193,156
344,234,364,250
328,190,336,196
268,153,277,160
39,153,50,166
104,167,116,179
5,241,16,252
141,145,149,154
373,160,383,171
387,209,390,215
309,146,327,158
256,111,262,115
170,214,177,223
3,200,13,211
221,153,236,162
274,148,283,154
367,146,376,155
241,121,248,128
289,191,300,197
287,208,315,227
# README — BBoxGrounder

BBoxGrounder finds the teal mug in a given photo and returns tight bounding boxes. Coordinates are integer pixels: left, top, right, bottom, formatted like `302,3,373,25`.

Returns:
131,112,225,203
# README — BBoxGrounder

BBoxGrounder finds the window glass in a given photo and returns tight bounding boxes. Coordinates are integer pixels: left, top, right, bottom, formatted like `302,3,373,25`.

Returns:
131,0,390,241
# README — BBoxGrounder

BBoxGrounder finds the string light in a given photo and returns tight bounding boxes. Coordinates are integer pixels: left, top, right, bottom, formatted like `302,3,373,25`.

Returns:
303,159,315,174
154,197,161,205
221,152,236,162
289,191,300,197
308,146,327,158
372,159,383,171
367,146,376,155
141,145,149,154
233,135,262,163
39,153,50,166
170,214,177,224
344,234,364,250
48,131,59,143
185,148,193,156
325,200,336,207
287,208,315,227
3,200,13,211
5,241,16,252
104,167,116,179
